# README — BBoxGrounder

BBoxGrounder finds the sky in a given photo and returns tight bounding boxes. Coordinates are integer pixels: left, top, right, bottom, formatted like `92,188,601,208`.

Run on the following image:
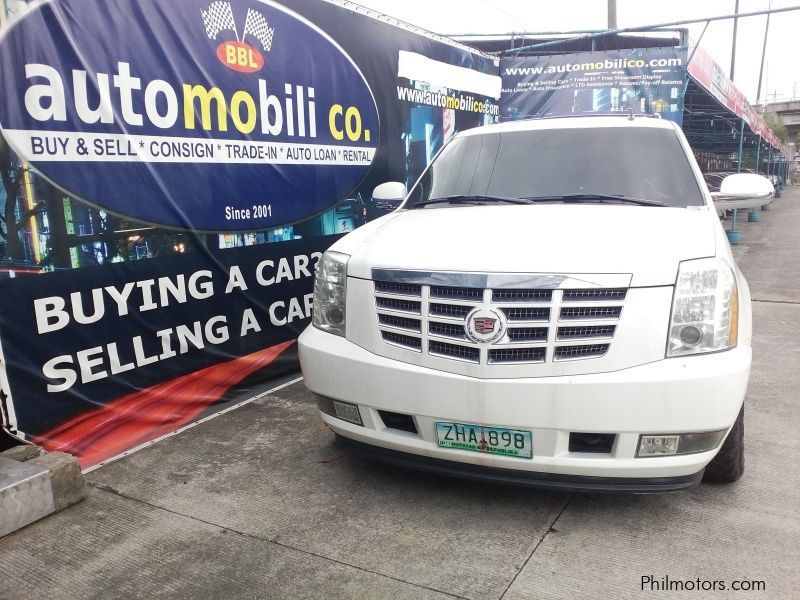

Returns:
348,0,800,105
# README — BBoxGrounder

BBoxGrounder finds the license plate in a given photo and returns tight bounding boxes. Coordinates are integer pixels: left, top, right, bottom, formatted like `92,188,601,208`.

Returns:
435,422,533,459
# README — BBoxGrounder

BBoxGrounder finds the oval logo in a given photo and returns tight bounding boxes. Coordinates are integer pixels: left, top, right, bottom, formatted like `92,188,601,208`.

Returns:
0,0,379,231
216,41,264,73
465,307,506,344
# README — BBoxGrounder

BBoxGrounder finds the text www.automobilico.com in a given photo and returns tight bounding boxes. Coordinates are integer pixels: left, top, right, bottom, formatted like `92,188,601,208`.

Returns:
504,56,683,76
396,85,500,116
641,575,766,593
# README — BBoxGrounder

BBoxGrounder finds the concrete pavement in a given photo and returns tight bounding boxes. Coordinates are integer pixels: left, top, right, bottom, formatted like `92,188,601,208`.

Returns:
1,190,799,599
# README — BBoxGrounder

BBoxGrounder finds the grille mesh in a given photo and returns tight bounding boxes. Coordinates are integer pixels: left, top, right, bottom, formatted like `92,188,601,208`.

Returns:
429,321,467,339
492,289,553,302
560,306,622,320
375,281,422,296
489,347,546,363
562,288,627,302
430,286,483,300
376,297,421,314
507,327,548,342
381,331,422,350
379,314,421,332
502,307,550,322
430,303,473,319
429,341,480,362
554,344,610,360
557,325,616,339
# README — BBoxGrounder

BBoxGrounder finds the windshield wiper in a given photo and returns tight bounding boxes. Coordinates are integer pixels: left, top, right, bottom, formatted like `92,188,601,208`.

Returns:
522,193,670,207
412,194,532,208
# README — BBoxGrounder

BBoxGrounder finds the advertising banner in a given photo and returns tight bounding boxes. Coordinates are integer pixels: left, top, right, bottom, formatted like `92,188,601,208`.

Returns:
687,40,787,156
0,238,329,466
0,0,499,465
500,47,688,124
0,0,379,231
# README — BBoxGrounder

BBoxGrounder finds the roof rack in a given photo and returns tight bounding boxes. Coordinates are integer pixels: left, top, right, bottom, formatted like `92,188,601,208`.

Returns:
504,112,665,122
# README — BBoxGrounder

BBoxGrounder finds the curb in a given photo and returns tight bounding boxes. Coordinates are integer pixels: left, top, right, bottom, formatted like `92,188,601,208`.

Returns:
0,445,87,537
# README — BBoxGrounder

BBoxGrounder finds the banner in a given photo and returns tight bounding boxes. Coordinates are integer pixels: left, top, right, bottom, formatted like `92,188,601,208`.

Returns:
500,47,688,125
0,0,499,465
0,0,380,231
0,238,331,465
687,40,787,156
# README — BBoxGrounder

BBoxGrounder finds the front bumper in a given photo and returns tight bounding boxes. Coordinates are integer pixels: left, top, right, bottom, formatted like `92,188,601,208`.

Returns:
299,326,751,486
335,436,704,493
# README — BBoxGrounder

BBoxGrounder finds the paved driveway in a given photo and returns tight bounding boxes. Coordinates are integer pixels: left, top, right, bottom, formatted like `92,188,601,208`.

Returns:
1,191,799,599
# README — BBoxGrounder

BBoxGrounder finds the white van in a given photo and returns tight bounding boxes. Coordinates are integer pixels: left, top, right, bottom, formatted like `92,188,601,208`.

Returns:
299,115,766,492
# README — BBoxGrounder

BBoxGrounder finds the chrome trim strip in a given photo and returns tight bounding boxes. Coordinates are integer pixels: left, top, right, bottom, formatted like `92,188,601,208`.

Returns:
371,269,632,289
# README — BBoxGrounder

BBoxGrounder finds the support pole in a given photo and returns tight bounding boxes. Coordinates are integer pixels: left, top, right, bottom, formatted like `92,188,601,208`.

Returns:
756,1,772,103
608,0,617,28
728,119,746,243
731,0,740,81
737,119,745,173
755,136,762,173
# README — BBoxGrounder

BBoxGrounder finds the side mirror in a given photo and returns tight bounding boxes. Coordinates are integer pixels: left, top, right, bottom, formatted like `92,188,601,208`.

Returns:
711,173,774,208
372,181,407,203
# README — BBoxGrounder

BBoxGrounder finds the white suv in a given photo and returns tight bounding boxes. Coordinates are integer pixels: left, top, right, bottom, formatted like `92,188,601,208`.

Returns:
299,115,760,492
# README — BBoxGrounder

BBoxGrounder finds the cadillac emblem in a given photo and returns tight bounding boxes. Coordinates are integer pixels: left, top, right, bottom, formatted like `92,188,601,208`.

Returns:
465,307,506,343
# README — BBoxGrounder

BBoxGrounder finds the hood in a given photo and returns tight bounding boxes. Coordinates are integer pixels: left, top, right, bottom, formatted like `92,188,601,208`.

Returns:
335,204,718,287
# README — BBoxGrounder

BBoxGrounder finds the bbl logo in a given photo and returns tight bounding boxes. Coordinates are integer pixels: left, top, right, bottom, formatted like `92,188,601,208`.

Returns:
202,1,274,73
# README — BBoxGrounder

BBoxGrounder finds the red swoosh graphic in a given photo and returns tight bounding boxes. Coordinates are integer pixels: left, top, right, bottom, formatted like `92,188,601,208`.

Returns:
34,340,295,468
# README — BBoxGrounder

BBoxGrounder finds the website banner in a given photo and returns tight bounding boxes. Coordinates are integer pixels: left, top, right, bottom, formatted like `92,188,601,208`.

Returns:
500,47,688,125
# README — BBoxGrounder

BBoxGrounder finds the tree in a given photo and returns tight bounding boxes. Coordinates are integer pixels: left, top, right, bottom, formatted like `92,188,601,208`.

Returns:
764,112,788,143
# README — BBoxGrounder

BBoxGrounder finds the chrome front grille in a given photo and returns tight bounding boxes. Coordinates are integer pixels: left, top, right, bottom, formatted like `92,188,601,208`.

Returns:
373,275,626,365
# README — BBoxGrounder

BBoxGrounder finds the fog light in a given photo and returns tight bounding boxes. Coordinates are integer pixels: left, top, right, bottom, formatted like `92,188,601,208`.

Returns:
637,435,679,457
637,430,727,457
333,400,362,425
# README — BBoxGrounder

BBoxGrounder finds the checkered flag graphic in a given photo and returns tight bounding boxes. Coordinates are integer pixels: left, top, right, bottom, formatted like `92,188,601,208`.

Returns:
201,1,237,40
243,9,274,52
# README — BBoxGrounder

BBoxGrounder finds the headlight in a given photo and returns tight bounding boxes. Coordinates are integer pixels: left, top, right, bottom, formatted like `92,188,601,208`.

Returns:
667,257,739,357
312,251,349,337
667,258,739,357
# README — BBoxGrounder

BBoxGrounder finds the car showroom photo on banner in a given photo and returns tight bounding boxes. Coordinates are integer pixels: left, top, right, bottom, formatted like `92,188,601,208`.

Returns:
0,0,500,467
500,47,688,124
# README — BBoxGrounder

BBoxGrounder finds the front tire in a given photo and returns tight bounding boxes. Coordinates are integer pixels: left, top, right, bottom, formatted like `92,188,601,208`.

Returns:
703,405,744,483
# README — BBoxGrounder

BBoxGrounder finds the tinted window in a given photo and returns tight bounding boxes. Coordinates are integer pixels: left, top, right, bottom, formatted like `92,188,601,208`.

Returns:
407,127,704,207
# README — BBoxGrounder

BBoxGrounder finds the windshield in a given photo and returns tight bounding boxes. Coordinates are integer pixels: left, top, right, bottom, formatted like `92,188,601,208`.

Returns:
405,126,705,208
